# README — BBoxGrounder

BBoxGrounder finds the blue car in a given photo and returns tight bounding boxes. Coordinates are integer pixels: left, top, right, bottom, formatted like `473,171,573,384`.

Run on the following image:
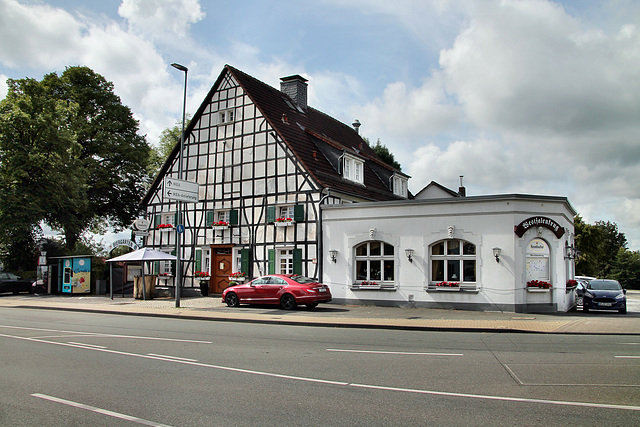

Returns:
583,279,626,314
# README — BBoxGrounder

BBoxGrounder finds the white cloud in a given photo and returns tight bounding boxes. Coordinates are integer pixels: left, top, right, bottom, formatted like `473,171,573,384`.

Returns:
118,0,205,38
439,0,640,136
0,0,84,69
357,74,459,144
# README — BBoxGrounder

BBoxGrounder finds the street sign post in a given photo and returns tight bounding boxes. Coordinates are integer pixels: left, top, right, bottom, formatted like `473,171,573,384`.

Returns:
163,178,199,203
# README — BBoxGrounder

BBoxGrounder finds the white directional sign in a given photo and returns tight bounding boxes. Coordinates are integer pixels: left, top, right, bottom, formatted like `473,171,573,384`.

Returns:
163,177,200,202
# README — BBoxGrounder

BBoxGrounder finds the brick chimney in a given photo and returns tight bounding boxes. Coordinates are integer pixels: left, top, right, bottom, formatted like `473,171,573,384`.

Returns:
280,75,308,109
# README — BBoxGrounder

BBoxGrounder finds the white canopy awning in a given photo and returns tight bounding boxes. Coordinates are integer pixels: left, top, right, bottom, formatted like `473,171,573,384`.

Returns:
106,247,176,263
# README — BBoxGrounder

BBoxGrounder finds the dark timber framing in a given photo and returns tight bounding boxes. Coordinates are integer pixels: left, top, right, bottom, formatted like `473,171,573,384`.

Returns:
141,65,409,293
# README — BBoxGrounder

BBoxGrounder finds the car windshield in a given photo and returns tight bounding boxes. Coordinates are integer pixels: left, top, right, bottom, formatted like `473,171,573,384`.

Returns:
588,280,621,291
289,275,317,284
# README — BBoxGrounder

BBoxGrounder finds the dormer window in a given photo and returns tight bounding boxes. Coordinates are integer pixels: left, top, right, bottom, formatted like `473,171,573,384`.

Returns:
392,174,408,198
219,109,234,124
343,155,364,184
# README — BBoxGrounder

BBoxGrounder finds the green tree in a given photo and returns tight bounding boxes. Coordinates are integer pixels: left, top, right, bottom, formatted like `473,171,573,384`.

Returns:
365,138,402,170
611,248,640,289
0,77,79,270
149,118,190,177
0,67,152,264
574,216,628,279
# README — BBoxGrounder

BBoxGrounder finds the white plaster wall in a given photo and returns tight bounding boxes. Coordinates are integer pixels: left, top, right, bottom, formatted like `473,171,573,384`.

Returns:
322,195,575,313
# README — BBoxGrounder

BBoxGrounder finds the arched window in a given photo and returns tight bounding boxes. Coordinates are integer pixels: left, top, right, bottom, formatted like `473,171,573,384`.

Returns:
355,241,395,284
429,240,476,290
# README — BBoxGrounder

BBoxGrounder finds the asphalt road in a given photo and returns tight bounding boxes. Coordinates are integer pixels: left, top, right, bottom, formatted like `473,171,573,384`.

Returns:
1,308,639,426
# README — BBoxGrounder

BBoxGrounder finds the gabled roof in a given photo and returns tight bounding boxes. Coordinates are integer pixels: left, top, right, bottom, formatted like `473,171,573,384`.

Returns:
143,65,409,205
414,181,461,200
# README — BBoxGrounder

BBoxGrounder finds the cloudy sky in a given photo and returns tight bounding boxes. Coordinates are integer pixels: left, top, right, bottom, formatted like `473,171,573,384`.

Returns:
1,0,640,250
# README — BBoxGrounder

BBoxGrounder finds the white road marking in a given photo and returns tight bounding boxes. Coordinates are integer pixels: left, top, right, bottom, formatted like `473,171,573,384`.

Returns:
68,342,107,349
327,348,463,356
615,356,640,359
0,324,212,343
31,393,172,427
348,383,640,411
3,332,638,413
0,332,348,386
147,353,198,362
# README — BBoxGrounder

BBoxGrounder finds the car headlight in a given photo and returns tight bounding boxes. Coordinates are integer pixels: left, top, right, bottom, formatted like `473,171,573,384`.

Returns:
615,293,625,300
585,291,595,298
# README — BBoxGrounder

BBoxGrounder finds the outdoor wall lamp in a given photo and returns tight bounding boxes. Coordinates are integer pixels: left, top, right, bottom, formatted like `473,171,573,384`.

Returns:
329,250,338,263
405,248,414,263
564,243,579,259
492,247,501,263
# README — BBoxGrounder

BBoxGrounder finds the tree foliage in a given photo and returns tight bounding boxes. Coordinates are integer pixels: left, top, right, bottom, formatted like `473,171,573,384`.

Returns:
365,138,402,171
149,118,190,178
0,67,151,269
575,215,638,288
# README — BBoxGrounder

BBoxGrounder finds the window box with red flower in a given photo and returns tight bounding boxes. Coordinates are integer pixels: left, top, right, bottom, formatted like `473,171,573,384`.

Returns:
211,221,229,230
158,224,174,232
350,281,397,291
527,280,552,292
228,272,246,282
274,217,294,227
432,281,461,291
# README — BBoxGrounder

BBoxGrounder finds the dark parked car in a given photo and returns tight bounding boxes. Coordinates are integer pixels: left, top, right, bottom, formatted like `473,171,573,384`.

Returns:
583,279,626,314
222,274,332,309
0,272,34,295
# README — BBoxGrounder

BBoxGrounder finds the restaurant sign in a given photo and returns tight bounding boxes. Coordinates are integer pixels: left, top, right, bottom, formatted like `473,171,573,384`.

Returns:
514,216,565,239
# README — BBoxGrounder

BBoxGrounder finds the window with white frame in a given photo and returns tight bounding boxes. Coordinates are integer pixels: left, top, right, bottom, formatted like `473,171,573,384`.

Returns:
278,248,294,275
343,155,364,184
160,212,176,227
215,210,230,225
430,240,476,287
392,175,408,198
278,205,295,221
219,109,235,124
355,241,395,283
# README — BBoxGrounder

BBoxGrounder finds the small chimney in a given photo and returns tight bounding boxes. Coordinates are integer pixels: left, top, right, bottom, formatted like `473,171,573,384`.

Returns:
458,175,466,197
352,119,361,134
280,75,308,109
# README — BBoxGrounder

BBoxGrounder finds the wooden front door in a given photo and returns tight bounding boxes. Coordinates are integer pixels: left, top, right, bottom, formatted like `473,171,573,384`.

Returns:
211,246,232,293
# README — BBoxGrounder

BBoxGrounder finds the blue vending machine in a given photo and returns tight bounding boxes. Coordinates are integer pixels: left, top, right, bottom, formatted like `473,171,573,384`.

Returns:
60,257,92,294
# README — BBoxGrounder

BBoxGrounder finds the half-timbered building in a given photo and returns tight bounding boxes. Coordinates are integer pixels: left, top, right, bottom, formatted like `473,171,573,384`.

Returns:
141,65,409,295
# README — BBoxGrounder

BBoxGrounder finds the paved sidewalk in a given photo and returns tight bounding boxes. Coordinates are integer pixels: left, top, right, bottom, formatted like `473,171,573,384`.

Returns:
0,293,638,335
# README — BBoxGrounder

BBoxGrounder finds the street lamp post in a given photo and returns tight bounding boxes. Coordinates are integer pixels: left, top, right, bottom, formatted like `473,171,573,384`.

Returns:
171,62,188,308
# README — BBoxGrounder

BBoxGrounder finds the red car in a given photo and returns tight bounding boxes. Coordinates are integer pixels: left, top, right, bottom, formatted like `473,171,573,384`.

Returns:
222,274,332,309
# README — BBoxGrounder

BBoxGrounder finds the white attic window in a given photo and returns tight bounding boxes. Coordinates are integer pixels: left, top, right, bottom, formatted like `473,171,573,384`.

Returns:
392,174,408,198
219,108,235,124
343,154,364,184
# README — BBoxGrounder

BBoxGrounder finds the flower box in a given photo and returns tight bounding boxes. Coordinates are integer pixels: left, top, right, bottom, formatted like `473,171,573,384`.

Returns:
274,218,294,227
433,286,461,292
526,280,551,289
212,225,229,231
527,288,551,293
350,282,397,291
228,277,245,282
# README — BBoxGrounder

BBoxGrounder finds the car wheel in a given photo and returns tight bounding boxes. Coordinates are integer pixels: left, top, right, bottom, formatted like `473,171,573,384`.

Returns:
280,294,297,310
225,292,239,307
583,305,589,312
306,302,318,308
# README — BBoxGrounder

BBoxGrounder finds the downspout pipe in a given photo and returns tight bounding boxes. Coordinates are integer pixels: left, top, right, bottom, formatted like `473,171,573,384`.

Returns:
317,188,331,283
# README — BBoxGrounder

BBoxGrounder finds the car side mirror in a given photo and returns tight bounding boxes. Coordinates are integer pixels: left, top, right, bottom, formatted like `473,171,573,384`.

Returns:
623,289,627,294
